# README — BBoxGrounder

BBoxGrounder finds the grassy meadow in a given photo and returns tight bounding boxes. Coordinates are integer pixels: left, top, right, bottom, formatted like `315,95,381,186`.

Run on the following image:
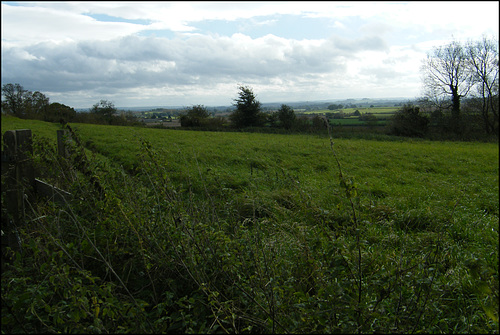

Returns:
305,107,399,115
306,107,397,126
1,115,499,333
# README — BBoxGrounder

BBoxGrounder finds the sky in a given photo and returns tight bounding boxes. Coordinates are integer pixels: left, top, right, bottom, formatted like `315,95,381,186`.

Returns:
1,1,499,109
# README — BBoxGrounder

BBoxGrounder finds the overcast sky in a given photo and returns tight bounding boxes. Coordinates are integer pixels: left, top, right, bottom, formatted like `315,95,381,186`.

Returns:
1,1,498,108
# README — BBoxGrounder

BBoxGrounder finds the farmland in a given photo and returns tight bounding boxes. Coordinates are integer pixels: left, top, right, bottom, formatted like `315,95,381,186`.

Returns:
1,115,499,333
301,106,399,126
304,106,399,115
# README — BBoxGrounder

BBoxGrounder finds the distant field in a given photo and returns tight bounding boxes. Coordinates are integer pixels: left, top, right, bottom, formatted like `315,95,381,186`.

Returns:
329,118,370,126
303,107,399,115
344,107,399,114
303,106,398,126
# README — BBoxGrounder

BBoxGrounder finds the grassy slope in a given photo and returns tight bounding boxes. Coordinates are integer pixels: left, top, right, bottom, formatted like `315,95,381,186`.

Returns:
2,116,499,333
3,115,498,250
67,120,498,209
1,114,61,143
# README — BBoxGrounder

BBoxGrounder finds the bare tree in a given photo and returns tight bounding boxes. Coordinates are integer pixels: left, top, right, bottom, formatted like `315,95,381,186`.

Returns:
466,37,499,134
422,41,473,131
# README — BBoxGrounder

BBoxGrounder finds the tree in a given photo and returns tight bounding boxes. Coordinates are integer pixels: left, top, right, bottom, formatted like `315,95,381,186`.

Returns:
90,100,117,124
466,37,499,134
24,91,50,118
44,102,77,123
188,104,209,119
180,104,209,127
1,83,50,119
277,104,296,130
267,112,279,128
2,83,28,116
422,41,473,132
230,86,265,128
328,104,343,110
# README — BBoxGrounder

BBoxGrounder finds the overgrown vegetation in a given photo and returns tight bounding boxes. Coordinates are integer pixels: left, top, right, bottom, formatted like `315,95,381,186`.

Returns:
389,104,430,137
2,116,498,333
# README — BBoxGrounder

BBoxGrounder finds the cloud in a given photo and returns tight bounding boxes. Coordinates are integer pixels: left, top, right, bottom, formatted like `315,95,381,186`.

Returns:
2,2,498,107
2,31,393,98
0,3,146,47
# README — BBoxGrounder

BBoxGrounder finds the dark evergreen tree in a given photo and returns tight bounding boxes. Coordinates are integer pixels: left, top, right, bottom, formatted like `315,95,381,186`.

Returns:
278,104,296,130
230,86,265,128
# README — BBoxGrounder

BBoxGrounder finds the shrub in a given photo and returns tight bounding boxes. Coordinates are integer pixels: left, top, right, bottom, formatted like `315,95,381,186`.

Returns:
389,104,429,137
179,105,210,127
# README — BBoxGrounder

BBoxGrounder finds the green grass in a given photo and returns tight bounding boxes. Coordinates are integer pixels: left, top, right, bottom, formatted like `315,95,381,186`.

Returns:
343,107,399,114
304,107,399,115
2,115,499,333
1,114,61,143
304,107,397,126
60,122,498,214
329,118,388,126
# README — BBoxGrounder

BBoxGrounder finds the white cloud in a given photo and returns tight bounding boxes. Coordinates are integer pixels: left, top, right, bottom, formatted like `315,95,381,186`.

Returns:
1,3,145,46
1,1,498,107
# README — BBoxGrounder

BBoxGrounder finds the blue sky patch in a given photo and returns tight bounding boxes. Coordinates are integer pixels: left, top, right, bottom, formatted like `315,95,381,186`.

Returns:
83,13,151,25
190,14,345,40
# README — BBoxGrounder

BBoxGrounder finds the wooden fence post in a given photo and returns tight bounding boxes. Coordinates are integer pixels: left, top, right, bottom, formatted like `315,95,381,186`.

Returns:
3,130,20,226
57,129,70,158
2,129,75,260
2,129,34,254
3,130,35,225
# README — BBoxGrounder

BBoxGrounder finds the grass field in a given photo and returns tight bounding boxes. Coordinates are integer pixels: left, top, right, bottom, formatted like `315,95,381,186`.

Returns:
304,107,399,115
329,118,388,126
2,115,498,333
305,107,397,126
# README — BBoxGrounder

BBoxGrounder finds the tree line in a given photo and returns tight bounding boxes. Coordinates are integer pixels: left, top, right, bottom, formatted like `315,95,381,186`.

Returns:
180,85,324,132
1,83,75,122
1,84,139,126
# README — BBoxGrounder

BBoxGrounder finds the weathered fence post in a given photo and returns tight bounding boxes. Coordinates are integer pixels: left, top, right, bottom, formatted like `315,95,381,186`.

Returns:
2,129,75,261
3,130,35,224
2,129,34,254
57,129,70,158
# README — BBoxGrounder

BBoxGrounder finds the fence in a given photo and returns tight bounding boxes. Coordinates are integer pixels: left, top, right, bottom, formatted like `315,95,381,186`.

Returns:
1,129,73,254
